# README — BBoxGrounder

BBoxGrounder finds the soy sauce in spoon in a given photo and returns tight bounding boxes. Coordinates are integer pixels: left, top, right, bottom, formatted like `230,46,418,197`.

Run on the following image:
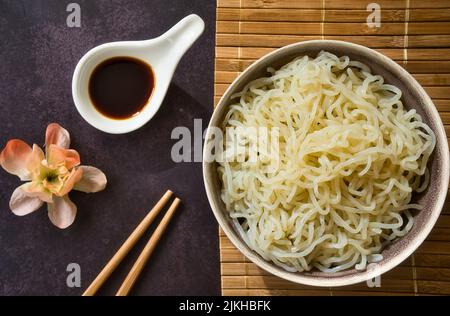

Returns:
89,57,155,120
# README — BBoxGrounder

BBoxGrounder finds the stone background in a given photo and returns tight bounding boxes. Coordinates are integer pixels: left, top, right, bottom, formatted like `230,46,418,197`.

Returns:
0,0,219,295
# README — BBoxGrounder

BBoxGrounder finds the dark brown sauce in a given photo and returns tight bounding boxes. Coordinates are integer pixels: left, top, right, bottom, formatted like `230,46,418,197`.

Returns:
89,57,155,120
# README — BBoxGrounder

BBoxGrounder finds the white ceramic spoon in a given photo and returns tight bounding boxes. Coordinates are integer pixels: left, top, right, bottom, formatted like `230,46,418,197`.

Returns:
72,14,205,134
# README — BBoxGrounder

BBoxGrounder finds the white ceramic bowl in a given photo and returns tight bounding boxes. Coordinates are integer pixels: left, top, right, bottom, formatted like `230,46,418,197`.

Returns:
203,40,449,287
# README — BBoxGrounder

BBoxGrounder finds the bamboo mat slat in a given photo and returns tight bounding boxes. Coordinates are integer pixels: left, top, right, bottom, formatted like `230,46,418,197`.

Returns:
217,8,450,22
217,0,450,9
217,21,450,35
214,0,450,296
215,47,450,60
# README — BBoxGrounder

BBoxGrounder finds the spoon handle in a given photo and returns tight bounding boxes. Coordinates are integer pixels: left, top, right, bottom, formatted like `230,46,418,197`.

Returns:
158,14,205,62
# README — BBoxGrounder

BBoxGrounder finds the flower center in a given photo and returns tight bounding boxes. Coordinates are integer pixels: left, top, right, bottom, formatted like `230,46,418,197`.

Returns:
45,171,58,183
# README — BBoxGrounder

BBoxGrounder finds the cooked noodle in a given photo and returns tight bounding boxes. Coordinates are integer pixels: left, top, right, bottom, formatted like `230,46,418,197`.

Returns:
218,51,436,273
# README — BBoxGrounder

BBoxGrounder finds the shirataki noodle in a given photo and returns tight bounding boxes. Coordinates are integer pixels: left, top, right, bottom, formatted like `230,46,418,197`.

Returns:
218,51,436,273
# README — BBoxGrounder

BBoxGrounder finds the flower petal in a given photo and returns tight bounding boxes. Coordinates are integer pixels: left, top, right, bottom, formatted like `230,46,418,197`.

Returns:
0,139,33,180
73,166,107,193
57,167,83,196
26,144,45,179
48,195,77,229
47,144,80,169
21,181,53,203
9,184,44,216
46,123,70,149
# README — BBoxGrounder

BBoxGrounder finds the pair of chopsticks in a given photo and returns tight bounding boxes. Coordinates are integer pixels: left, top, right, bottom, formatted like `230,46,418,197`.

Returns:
83,190,180,296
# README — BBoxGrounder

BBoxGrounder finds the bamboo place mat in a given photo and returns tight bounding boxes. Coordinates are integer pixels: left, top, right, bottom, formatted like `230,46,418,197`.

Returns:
214,0,450,296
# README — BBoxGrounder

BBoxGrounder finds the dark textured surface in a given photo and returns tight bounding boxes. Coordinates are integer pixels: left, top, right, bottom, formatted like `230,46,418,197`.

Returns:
0,0,218,295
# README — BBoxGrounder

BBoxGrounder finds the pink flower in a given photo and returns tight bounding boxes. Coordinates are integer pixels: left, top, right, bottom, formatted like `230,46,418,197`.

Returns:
0,123,107,229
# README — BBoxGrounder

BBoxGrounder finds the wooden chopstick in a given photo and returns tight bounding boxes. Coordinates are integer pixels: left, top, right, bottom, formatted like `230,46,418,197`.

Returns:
82,190,174,296
115,198,181,296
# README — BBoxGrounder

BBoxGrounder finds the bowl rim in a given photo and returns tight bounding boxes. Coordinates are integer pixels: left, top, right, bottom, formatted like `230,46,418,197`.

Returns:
203,39,450,287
